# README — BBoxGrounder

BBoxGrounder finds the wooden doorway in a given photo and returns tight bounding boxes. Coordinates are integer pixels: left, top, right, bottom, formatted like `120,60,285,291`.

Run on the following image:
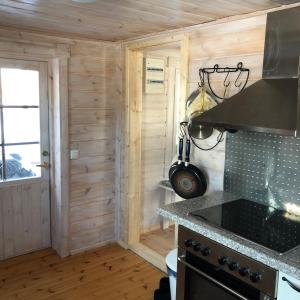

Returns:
124,35,189,270
0,58,51,259
0,40,70,259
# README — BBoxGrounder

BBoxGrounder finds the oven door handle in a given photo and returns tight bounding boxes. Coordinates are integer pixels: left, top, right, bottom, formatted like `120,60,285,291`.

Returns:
178,255,249,300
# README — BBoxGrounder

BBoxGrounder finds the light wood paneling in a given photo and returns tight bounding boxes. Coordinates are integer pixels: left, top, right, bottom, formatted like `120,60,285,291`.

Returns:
0,0,298,41
71,182,115,204
0,244,164,300
0,181,50,259
119,34,189,263
0,27,119,255
141,53,180,233
69,41,118,253
141,55,168,232
126,49,144,245
188,14,266,192
119,8,277,249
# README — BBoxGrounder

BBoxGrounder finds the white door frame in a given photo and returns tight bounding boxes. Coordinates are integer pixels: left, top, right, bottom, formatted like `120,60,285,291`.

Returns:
0,42,70,257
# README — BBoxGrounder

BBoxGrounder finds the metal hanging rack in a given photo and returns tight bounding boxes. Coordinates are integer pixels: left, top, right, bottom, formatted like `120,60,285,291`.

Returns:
199,62,250,100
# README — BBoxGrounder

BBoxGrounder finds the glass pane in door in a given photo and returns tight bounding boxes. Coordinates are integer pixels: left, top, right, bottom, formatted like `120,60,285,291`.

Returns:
0,147,2,181
0,66,42,182
3,108,40,143
5,144,41,180
1,68,39,106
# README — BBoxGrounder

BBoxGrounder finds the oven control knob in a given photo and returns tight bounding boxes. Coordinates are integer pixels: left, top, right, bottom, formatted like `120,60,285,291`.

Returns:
201,247,211,256
193,243,202,252
218,256,229,265
229,262,240,271
250,272,262,283
239,267,250,277
184,239,194,247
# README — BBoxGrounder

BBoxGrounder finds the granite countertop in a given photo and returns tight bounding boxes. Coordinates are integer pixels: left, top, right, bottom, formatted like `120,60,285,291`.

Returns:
158,191,300,280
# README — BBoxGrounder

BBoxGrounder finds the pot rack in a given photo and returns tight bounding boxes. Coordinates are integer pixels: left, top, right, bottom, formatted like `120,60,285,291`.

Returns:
199,62,250,101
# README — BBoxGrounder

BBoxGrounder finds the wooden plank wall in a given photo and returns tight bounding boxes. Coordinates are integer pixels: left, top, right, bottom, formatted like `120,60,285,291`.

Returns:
0,28,119,255
141,57,168,232
119,13,268,244
188,14,266,192
0,181,50,260
0,11,269,253
69,41,118,253
141,53,179,233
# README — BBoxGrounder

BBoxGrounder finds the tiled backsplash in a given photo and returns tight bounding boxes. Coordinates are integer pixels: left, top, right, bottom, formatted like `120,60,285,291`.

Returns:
224,131,300,208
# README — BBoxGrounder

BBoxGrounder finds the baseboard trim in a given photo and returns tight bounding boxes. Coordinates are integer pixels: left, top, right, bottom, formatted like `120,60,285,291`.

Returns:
117,240,129,249
70,239,116,255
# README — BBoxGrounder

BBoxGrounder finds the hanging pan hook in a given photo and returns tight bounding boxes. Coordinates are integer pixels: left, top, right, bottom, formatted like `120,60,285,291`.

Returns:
234,69,244,88
235,68,250,92
234,62,249,89
224,70,231,88
198,69,205,87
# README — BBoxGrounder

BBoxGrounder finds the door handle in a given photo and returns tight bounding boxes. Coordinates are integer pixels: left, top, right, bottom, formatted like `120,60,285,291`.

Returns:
36,162,49,169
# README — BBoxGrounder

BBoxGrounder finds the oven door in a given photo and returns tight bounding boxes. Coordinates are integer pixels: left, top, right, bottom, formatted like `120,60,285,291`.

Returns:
176,249,271,300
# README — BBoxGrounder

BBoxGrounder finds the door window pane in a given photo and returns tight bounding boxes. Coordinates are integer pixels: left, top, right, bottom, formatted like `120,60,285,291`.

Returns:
3,108,40,143
0,148,2,181
5,144,41,180
1,68,39,106
0,64,42,183
0,113,2,145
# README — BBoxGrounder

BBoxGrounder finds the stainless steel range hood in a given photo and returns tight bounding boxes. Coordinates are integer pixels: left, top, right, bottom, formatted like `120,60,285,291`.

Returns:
193,7,300,136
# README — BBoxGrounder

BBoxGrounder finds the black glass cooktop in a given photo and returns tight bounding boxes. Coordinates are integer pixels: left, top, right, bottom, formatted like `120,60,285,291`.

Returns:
190,199,300,254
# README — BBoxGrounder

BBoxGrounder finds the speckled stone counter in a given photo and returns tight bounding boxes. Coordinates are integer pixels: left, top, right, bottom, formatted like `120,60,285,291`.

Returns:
158,191,300,280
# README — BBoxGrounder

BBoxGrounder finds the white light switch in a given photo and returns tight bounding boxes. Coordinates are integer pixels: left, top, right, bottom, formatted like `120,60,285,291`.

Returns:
70,149,79,160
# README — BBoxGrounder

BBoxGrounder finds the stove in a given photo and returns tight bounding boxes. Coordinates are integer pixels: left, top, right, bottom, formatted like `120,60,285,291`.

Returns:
189,199,300,254
177,225,278,300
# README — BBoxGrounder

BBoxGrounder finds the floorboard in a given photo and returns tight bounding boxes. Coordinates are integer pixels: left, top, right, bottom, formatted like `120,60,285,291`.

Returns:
140,226,175,257
0,244,164,300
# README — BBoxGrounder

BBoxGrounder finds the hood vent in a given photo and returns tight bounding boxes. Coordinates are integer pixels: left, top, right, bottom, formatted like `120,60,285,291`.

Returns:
193,7,300,136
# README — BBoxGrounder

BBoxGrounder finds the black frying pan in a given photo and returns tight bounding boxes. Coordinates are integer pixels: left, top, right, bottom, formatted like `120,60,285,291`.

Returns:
169,138,184,179
169,138,207,199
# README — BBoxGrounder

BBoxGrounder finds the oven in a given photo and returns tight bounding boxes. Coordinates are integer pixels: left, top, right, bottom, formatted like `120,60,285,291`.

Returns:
176,226,278,300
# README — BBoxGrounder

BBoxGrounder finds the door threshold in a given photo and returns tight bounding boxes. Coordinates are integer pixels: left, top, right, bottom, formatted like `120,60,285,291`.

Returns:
129,242,167,273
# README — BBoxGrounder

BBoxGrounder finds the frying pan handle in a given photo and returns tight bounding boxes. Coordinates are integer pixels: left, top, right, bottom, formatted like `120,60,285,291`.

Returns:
185,139,190,166
178,138,184,163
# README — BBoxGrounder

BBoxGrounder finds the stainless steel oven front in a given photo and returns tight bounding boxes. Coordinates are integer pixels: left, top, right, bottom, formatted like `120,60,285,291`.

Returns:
176,226,278,300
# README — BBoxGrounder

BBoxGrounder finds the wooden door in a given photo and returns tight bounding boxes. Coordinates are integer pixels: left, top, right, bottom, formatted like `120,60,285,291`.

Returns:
0,58,50,260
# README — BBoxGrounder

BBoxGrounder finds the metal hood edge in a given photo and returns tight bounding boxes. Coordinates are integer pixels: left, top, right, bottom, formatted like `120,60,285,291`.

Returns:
193,7,300,137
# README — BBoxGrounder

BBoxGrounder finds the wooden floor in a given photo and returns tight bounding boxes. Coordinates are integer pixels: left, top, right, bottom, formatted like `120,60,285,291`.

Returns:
140,226,175,257
0,244,164,300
